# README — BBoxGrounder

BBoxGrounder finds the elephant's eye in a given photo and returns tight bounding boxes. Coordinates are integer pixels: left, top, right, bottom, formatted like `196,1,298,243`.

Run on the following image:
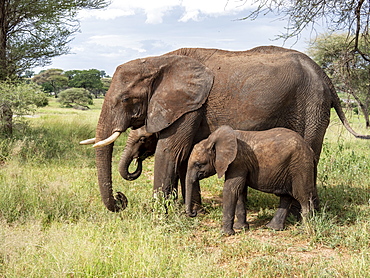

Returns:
121,97,129,103
194,162,203,169
139,137,146,143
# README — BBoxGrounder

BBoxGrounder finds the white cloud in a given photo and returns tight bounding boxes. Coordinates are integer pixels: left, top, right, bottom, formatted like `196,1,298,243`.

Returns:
179,0,256,21
79,0,256,23
88,35,147,53
35,1,313,75
79,8,135,20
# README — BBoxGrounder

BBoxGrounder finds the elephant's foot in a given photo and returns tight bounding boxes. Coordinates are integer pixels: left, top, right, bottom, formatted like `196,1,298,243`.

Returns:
266,207,288,230
221,227,236,236
192,203,206,215
266,220,284,231
233,221,249,231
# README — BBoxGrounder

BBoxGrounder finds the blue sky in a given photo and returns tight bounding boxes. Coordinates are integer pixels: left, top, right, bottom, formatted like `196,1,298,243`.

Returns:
35,0,316,76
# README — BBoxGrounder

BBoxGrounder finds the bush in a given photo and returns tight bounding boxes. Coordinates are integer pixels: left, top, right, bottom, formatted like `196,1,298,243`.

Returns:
58,88,93,109
0,81,48,136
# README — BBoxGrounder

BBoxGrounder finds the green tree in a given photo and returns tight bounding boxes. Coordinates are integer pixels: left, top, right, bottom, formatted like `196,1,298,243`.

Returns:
101,77,112,96
65,69,104,98
0,0,109,81
0,0,109,136
308,33,370,128
242,0,370,60
0,81,48,136
32,69,68,97
58,88,93,109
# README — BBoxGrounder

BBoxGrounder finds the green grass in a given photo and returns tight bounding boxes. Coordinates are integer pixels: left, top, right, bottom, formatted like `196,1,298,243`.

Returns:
1,100,370,277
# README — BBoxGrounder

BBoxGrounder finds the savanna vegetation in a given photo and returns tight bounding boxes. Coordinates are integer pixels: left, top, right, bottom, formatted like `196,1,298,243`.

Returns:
0,98,369,277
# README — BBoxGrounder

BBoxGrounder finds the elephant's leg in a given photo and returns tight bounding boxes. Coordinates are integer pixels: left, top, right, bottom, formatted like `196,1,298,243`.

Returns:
289,198,302,221
233,185,249,230
222,176,246,235
153,110,203,200
153,147,178,198
266,195,293,230
291,165,319,222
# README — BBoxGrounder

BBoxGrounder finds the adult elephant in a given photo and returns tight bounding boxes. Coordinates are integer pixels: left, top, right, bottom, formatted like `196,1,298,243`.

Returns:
83,46,369,212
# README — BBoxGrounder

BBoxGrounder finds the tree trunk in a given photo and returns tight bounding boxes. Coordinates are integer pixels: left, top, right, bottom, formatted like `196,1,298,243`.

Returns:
0,103,12,136
0,0,8,81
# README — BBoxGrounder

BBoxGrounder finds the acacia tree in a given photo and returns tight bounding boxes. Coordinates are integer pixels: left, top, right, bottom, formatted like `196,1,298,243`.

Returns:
65,69,104,98
308,33,370,128
0,0,109,80
0,0,109,136
32,69,68,97
242,0,370,60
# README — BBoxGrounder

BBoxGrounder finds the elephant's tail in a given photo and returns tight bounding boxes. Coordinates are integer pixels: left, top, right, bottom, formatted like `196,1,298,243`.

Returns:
331,89,370,139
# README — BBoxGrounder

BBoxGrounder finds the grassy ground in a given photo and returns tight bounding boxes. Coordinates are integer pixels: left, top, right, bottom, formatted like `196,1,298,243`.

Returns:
0,99,369,277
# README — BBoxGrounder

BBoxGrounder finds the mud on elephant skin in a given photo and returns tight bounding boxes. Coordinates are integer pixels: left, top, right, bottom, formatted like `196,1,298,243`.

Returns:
185,125,319,235
80,46,369,212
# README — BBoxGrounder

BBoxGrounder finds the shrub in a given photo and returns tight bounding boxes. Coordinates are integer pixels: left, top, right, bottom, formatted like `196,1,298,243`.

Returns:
0,81,48,136
58,88,93,109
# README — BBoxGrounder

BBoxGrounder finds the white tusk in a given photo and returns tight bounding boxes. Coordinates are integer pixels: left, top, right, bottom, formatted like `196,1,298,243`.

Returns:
79,138,96,145
93,132,121,148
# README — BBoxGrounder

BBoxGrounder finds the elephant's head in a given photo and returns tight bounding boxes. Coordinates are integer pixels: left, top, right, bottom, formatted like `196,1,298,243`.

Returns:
84,55,214,212
185,125,237,217
118,126,158,181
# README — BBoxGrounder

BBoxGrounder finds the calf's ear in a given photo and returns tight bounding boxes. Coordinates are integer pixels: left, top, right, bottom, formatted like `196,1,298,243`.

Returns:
208,126,237,178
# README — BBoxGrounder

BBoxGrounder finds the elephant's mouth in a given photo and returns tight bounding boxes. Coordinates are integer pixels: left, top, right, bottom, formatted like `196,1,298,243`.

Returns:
139,151,154,160
197,171,206,180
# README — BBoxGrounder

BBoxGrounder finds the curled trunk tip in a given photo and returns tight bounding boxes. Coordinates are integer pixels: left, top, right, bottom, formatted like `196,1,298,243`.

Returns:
186,210,197,217
119,158,143,181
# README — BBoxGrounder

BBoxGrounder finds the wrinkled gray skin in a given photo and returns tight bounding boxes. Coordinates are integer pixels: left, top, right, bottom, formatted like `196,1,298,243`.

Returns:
91,46,369,212
186,126,319,235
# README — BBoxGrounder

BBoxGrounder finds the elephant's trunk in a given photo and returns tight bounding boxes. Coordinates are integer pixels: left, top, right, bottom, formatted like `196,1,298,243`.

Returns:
185,173,197,217
118,150,143,181
95,110,128,212
95,144,128,212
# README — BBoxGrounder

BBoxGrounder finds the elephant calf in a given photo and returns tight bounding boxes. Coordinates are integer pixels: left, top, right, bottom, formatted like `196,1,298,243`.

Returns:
118,126,158,181
185,125,319,235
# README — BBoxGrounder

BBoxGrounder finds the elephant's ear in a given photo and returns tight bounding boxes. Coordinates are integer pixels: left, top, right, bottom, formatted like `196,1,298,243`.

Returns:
146,55,214,133
209,126,238,179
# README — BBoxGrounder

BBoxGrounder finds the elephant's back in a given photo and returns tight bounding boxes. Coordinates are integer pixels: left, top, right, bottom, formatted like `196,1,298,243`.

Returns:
202,52,307,132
